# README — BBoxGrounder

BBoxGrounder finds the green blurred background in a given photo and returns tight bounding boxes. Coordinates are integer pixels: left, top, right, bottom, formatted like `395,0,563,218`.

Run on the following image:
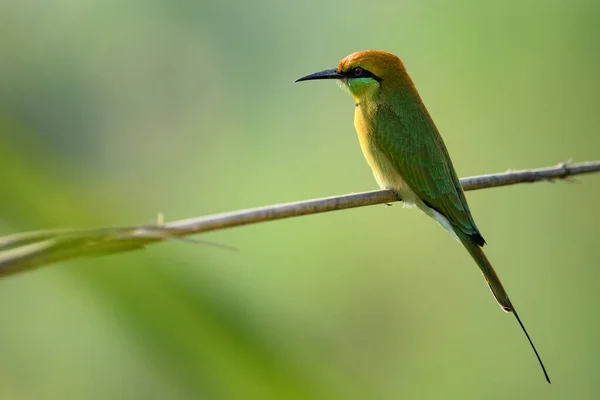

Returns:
1,1,599,399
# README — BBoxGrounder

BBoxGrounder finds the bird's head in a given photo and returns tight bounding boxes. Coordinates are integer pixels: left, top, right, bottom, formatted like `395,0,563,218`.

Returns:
295,50,407,102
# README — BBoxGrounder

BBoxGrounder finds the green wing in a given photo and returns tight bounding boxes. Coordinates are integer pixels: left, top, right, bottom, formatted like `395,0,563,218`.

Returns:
373,103,485,245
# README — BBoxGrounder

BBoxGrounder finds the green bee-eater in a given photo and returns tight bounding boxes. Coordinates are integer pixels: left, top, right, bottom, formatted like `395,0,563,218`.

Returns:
296,50,550,383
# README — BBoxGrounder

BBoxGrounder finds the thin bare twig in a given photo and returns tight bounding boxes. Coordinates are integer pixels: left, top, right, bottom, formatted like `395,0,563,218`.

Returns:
1,160,599,277
165,160,600,234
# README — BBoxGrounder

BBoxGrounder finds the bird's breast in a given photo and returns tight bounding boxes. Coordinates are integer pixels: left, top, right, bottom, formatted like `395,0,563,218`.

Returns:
354,104,418,206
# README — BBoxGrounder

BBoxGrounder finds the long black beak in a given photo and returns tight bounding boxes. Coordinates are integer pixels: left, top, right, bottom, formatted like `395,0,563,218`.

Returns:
295,68,344,83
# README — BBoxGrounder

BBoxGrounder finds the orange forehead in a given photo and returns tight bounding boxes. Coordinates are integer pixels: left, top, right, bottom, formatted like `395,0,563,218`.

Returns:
337,50,405,78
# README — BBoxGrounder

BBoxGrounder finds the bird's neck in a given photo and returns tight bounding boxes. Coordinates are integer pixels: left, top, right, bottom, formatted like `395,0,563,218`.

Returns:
354,80,431,144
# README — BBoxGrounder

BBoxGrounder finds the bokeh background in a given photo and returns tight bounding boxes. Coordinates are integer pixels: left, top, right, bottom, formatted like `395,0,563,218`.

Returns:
1,1,599,399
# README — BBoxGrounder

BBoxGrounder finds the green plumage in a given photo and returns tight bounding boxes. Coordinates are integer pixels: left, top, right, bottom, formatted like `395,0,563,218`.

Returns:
372,101,485,245
295,49,550,383
364,89,514,310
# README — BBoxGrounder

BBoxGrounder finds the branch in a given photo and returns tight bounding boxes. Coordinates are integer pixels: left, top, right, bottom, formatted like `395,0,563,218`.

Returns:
1,160,599,277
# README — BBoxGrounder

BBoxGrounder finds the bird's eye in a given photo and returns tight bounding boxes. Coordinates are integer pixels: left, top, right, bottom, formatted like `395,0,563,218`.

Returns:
353,67,364,77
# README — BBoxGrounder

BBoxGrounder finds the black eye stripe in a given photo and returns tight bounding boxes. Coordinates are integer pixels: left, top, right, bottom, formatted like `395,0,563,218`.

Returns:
344,67,382,81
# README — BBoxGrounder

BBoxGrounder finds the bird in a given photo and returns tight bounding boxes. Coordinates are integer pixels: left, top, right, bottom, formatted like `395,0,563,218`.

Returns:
295,50,550,383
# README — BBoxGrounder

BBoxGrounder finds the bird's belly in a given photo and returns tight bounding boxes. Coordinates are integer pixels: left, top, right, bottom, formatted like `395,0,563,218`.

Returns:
359,139,460,239
354,114,458,238
361,144,419,207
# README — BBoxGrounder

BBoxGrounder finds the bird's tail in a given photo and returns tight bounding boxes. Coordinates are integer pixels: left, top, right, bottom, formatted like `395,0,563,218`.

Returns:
460,237,512,312
459,236,551,383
